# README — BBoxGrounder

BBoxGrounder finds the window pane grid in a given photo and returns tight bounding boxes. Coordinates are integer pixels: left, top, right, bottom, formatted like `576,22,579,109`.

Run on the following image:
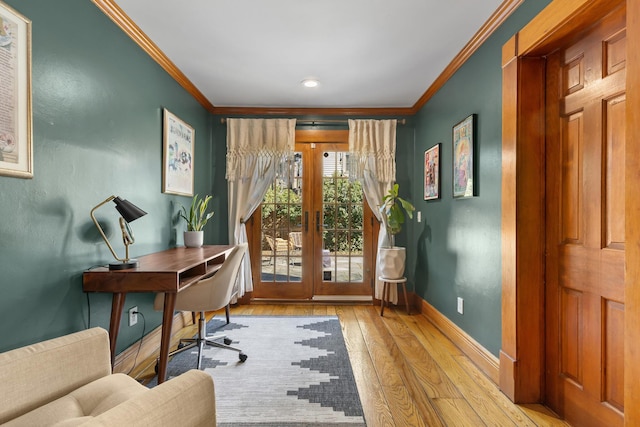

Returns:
322,152,364,283
261,153,302,283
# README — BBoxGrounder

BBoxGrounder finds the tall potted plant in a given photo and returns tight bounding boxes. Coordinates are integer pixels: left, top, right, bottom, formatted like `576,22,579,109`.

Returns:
379,183,415,279
180,194,214,248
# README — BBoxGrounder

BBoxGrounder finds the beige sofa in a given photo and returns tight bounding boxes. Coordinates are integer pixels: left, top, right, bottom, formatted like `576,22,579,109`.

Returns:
0,327,216,426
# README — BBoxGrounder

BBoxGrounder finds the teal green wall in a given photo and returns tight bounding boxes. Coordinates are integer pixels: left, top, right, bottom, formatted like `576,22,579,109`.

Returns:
0,0,226,353
0,0,553,360
398,0,551,356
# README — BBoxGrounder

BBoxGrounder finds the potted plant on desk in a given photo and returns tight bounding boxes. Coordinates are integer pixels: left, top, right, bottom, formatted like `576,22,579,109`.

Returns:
379,183,415,279
180,194,214,248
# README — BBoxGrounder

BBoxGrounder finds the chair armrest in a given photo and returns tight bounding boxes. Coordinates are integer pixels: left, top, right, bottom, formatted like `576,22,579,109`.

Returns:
86,370,216,427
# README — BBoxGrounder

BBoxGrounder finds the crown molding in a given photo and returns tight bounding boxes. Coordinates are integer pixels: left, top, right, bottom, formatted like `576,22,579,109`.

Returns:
211,106,413,117
411,0,524,113
94,0,522,117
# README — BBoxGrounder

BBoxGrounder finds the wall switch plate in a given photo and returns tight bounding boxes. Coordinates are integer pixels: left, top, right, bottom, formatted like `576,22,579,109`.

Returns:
417,211,422,222
129,306,138,326
457,297,464,314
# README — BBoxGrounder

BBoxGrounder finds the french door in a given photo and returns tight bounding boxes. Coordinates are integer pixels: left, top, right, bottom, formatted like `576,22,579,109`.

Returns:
249,130,376,300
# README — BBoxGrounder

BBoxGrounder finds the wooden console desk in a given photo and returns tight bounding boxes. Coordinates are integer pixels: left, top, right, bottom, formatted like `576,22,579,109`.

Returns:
83,245,234,383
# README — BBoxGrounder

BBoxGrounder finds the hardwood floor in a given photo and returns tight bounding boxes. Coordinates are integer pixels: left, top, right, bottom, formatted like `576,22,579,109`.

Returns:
133,304,570,427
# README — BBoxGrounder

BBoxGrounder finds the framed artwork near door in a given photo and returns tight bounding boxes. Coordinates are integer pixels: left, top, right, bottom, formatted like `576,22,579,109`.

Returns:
162,108,194,196
0,3,32,179
452,114,476,198
424,143,440,200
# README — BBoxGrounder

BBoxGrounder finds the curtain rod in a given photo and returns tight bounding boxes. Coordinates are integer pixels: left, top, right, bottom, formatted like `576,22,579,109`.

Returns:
220,118,406,126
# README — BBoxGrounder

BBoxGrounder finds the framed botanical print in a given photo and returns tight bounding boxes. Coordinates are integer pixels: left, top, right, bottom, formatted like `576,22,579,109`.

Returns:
162,108,194,196
424,143,440,200
452,114,476,198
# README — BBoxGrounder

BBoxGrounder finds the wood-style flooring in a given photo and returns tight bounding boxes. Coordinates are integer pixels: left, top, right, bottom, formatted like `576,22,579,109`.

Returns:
133,304,570,427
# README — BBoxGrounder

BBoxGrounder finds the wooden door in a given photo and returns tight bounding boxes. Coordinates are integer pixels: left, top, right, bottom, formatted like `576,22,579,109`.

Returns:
310,142,375,298
545,7,626,426
250,143,313,299
249,130,376,300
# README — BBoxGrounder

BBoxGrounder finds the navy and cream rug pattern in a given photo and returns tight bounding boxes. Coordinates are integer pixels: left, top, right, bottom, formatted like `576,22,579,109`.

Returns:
151,316,366,427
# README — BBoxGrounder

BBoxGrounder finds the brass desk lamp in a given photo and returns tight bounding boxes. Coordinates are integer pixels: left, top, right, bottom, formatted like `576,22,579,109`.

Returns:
90,195,147,270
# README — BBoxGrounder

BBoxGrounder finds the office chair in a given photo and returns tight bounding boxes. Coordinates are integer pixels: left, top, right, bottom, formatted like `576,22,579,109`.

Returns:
154,243,248,371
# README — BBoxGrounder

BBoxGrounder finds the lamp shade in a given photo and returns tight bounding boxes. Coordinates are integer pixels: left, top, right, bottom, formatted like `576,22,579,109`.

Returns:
113,197,147,223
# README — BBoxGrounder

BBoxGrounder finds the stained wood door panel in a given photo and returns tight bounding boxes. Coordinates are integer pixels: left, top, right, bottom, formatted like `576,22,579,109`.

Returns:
558,246,624,300
603,300,624,412
545,6,625,427
605,29,626,74
559,288,582,384
605,94,626,248
561,113,582,243
563,72,626,113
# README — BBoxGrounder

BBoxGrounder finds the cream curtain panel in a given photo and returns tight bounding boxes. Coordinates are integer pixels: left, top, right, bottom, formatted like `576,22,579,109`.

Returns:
348,119,399,303
226,118,296,297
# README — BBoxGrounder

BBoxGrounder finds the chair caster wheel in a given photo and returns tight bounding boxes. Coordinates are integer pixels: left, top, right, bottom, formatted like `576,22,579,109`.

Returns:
239,353,248,363
224,337,232,345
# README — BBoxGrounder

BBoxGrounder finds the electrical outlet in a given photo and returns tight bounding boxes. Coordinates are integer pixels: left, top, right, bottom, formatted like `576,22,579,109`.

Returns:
129,306,138,326
457,297,464,315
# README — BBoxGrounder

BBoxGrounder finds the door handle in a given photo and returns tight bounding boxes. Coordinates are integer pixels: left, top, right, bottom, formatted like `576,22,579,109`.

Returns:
304,211,309,232
316,211,320,232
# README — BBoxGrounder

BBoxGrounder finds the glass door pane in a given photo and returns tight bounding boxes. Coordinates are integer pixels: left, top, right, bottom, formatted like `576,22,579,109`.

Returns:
313,149,371,297
253,149,312,299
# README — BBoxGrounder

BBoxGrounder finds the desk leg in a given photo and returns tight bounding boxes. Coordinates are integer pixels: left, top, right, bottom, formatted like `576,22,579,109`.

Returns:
158,292,176,384
109,292,126,367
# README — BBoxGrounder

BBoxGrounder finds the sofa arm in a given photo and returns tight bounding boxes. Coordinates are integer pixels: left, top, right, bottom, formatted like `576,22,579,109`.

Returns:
86,370,216,427
0,327,111,424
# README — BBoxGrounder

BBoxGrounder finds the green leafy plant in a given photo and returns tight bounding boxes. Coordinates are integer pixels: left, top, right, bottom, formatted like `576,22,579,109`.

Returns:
180,194,214,231
380,183,415,247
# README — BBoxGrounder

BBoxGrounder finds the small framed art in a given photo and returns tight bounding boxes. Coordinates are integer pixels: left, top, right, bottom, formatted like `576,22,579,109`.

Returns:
424,143,440,200
0,3,32,178
452,114,476,198
162,108,195,196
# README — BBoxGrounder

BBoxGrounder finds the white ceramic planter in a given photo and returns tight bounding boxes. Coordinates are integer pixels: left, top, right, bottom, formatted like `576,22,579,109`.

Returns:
184,231,204,248
379,246,406,279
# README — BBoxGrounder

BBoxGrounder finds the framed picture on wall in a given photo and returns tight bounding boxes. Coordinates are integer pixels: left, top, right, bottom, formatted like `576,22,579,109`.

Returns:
424,143,441,200
0,3,32,178
162,108,195,196
452,114,476,198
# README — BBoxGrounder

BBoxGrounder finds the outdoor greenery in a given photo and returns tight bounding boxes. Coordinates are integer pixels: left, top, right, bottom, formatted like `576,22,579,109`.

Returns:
261,185,302,238
261,177,364,253
323,177,363,252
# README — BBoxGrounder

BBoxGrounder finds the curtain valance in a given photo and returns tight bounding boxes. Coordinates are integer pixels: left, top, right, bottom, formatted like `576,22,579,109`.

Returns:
347,119,397,183
226,118,296,181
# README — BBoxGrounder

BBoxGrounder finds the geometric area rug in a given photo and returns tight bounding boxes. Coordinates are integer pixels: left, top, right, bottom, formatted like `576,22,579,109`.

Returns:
148,316,367,427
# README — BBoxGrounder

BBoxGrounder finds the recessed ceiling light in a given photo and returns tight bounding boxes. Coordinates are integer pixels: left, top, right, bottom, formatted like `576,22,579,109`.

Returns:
302,79,319,88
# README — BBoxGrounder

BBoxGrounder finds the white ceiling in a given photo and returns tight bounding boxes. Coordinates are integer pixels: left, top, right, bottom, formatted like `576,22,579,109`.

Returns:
114,0,505,109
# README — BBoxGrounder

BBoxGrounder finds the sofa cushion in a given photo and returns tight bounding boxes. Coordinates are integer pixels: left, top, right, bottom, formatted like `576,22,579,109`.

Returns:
3,373,146,427
82,370,217,427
